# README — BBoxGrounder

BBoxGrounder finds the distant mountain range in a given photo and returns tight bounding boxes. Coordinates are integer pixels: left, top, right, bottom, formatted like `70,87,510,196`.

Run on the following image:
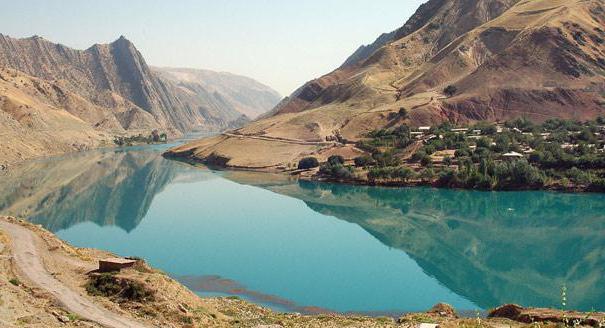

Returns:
153,67,281,119
169,0,605,170
0,34,280,164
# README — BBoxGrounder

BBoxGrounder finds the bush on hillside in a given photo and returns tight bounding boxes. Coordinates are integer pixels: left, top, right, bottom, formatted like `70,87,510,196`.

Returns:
298,157,319,170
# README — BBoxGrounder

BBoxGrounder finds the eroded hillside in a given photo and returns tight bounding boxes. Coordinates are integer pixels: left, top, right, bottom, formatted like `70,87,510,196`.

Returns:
0,35,251,165
167,0,605,170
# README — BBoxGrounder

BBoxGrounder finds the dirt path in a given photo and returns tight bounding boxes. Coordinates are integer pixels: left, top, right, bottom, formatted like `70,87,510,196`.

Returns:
0,219,152,328
223,132,337,146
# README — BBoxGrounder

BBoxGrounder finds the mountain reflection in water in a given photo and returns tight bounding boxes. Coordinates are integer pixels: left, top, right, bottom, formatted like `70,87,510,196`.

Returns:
0,149,603,312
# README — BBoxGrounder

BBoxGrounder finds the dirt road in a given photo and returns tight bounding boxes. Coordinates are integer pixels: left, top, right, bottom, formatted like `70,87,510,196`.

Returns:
0,219,152,328
223,132,337,146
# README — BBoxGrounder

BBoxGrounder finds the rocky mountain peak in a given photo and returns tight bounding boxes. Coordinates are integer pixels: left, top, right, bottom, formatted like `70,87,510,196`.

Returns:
340,0,520,70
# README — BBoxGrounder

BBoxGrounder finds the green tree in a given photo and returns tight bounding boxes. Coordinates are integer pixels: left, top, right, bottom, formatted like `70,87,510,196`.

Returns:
298,157,319,170
327,155,345,166
443,85,458,97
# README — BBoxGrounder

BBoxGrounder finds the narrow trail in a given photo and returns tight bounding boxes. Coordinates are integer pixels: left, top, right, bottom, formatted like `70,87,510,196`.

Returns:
222,132,336,146
0,219,152,328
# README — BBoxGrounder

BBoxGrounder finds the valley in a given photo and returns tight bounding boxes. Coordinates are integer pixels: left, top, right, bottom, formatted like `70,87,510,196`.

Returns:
2,0,605,326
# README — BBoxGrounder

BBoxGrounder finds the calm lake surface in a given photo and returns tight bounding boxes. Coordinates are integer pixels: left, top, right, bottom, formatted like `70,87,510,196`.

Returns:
1,144,604,314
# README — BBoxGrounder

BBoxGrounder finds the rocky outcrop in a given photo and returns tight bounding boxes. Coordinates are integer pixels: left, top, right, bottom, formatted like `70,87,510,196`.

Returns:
489,304,605,327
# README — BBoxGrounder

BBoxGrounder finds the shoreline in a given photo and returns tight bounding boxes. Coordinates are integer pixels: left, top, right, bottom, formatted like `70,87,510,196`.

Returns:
1,216,604,327
163,153,604,194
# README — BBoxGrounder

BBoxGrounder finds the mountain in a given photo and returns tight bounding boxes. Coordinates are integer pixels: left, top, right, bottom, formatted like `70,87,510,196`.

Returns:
0,34,247,164
167,0,605,170
153,67,281,119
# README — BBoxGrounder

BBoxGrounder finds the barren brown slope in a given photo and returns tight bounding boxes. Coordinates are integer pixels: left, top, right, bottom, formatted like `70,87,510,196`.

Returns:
167,0,605,170
0,67,121,165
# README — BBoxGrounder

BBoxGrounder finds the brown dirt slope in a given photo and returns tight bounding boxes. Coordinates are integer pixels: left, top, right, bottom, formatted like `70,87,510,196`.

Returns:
168,0,605,169
0,67,118,165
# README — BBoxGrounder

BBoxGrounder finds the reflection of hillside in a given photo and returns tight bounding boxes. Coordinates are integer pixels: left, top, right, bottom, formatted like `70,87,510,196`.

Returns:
226,175,605,311
0,150,180,232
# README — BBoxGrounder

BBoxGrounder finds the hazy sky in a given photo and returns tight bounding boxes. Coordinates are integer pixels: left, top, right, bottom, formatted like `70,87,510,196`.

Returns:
1,0,425,95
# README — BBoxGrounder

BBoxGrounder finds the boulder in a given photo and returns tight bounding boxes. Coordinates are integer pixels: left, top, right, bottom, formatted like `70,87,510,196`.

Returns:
427,303,458,318
489,304,605,327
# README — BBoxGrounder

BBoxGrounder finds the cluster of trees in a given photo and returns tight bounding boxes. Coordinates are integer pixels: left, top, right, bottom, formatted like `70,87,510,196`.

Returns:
113,130,168,147
298,157,320,170
357,125,413,153
297,155,356,180
299,117,605,191
318,155,355,180
437,159,546,190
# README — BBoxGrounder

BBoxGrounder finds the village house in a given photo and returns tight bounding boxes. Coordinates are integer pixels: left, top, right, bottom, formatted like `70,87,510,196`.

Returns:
502,151,524,160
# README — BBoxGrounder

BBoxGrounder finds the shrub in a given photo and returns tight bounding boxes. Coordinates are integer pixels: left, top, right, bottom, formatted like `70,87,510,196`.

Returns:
454,148,470,158
476,137,492,149
399,107,408,119
412,150,427,162
419,168,436,182
327,155,345,166
319,163,354,180
86,273,154,302
436,169,458,187
354,155,375,167
373,151,400,167
423,145,436,155
393,167,415,181
9,278,20,286
443,85,458,97
298,157,319,170
420,155,433,167
368,167,396,181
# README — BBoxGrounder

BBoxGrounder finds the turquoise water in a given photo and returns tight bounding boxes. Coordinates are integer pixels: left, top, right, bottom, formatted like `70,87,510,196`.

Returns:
1,146,604,314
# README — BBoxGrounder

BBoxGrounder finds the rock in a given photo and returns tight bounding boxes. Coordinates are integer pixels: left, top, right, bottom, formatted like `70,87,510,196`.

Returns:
418,324,438,328
488,304,524,320
489,304,605,326
178,304,188,314
57,315,70,323
427,303,458,318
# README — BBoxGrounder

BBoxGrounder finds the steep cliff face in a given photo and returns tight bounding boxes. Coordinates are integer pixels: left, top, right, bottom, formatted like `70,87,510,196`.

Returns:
0,35,246,133
169,0,605,169
0,34,252,164
153,67,281,119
